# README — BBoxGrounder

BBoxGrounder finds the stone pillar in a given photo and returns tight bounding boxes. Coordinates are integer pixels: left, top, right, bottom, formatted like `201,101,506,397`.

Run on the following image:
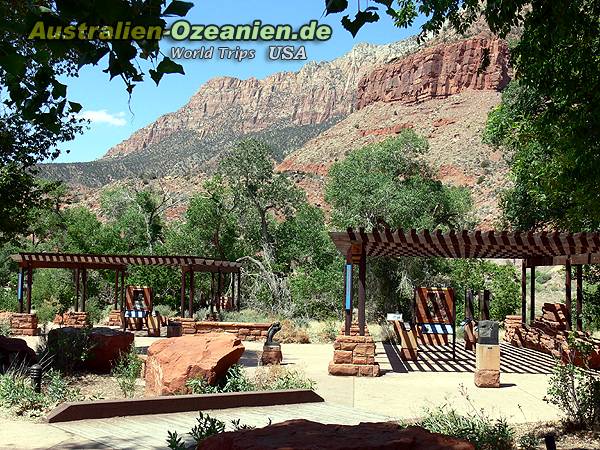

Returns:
329,324,380,377
55,311,90,328
474,344,500,388
107,309,123,327
261,343,282,365
10,313,39,336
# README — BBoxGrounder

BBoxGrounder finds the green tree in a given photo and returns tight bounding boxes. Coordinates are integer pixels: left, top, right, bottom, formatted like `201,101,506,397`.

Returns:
0,0,192,243
220,139,304,249
325,132,472,230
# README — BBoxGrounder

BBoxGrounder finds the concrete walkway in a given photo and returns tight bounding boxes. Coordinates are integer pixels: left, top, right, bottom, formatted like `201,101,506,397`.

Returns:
0,336,564,449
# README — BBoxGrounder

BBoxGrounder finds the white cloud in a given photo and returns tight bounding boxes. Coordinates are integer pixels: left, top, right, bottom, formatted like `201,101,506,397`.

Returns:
78,109,127,127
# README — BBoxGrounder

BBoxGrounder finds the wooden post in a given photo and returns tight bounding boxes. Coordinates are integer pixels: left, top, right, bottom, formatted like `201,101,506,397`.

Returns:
576,265,583,332
216,271,222,313
120,270,125,310
481,289,490,321
565,258,572,331
210,273,215,314
236,271,241,312
81,268,87,312
26,265,32,314
75,268,80,312
521,260,527,325
530,266,536,324
17,268,24,313
114,270,119,310
358,246,367,336
343,255,353,336
189,267,195,319
180,268,186,317
465,289,474,320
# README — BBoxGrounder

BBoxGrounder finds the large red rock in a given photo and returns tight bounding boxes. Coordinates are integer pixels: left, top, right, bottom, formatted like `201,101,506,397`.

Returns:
87,327,135,373
356,36,509,110
144,332,245,396
47,327,134,373
199,420,475,450
0,335,36,373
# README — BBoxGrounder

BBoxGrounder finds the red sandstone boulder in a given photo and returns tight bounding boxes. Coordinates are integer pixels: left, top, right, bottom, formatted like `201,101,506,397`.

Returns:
144,332,245,396
0,335,36,373
199,420,475,450
47,327,134,373
87,327,135,373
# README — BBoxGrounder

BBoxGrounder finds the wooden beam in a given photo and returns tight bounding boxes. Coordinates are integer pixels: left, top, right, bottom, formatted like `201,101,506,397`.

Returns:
81,268,87,312
210,273,215,314
576,265,583,332
358,246,366,336
530,266,536,324
26,265,32,314
189,267,194,319
236,272,241,312
216,271,222,314
521,260,527,325
180,269,186,317
114,270,119,310
75,268,80,312
120,270,125,310
565,258,572,331
481,289,490,321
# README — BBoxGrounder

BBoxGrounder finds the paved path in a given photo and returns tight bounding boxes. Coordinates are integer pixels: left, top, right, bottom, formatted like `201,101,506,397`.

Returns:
51,402,393,450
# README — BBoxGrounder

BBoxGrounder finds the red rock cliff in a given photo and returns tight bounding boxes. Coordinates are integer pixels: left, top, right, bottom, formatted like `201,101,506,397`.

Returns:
356,36,509,109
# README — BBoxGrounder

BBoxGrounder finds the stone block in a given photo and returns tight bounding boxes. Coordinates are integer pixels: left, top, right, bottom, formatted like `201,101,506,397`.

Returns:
334,350,353,364
474,369,500,388
328,362,359,376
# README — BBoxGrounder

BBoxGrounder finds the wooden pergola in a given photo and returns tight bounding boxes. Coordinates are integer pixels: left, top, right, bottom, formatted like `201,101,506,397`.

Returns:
11,252,243,318
330,228,600,336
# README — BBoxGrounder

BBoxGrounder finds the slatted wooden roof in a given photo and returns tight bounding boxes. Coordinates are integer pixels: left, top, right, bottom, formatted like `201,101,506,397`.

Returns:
330,228,600,266
11,252,242,273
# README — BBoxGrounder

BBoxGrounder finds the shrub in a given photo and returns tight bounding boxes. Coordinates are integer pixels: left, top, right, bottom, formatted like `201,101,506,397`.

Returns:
186,364,315,394
85,297,110,325
0,289,18,312
545,336,600,430
316,320,339,343
166,431,186,450
46,327,94,374
517,432,538,450
153,304,176,319
0,367,82,417
112,346,143,398
418,405,515,450
221,308,272,323
278,319,310,344
189,411,226,443
0,318,11,336
253,365,316,391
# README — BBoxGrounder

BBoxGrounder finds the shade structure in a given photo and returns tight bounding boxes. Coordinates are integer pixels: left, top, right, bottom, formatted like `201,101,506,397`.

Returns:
330,227,600,336
330,228,600,266
11,252,242,273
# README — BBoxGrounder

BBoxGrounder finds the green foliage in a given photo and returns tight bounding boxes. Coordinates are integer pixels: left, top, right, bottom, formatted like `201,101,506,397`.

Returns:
0,367,82,417
517,432,538,450
0,318,10,337
189,411,226,444
449,260,520,322
165,431,186,450
419,405,515,450
186,364,315,395
31,269,75,323
325,132,472,230
47,327,94,374
112,346,142,398
288,264,343,320
545,336,600,430
0,288,18,313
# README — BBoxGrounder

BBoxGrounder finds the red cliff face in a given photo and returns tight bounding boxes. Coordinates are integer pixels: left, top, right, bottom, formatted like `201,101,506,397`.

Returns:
356,36,510,110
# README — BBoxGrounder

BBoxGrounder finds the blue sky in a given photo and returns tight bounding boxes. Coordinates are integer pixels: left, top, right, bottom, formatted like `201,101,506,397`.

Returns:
57,1,425,163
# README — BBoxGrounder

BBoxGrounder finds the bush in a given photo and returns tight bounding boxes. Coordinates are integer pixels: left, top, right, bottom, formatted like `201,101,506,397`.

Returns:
0,367,82,417
545,336,600,430
0,318,11,336
153,304,176,319
186,364,315,394
85,297,110,325
112,346,142,398
418,405,515,450
46,327,94,374
253,365,315,391
278,319,310,344
0,288,18,312
189,411,226,443
517,432,538,450
221,308,272,323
